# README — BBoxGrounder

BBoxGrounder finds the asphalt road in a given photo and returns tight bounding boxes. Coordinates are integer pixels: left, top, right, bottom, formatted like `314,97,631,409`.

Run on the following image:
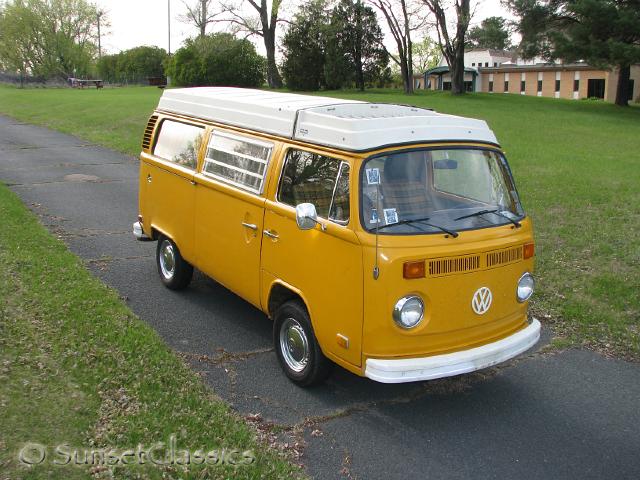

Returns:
1,115,639,479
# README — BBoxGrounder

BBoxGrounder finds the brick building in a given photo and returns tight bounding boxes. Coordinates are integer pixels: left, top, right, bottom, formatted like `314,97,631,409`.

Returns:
421,49,640,104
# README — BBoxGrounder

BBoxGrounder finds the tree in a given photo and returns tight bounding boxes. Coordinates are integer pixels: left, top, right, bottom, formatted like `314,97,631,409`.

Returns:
506,0,640,106
164,33,265,87
412,36,441,73
369,0,425,94
326,0,389,90
421,0,472,95
179,0,219,37
281,0,327,90
0,0,101,81
97,46,168,84
467,16,511,50
219,0,285,88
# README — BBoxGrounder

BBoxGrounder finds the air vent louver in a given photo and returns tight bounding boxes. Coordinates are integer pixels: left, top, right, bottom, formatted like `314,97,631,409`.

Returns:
486,246,523,268
427,245,525,277
428,254,481,277
141,115,158,152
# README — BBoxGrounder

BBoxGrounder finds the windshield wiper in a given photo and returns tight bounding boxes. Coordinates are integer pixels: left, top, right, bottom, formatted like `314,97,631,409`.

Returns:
376,216,459,238
454,209,521,228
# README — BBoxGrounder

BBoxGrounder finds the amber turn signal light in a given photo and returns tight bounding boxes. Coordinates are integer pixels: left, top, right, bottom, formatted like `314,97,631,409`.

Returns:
523,242,535,259
403,260,425,279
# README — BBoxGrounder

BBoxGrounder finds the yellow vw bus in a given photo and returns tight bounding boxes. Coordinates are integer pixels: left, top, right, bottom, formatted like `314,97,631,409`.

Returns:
134,88,540,386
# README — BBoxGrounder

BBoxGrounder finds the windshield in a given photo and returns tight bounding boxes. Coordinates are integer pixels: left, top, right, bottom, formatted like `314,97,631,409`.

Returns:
360,148,524,234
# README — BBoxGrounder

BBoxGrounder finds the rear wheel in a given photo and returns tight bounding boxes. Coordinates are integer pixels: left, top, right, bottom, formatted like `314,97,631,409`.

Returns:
156,235,193,290
273,300,331,386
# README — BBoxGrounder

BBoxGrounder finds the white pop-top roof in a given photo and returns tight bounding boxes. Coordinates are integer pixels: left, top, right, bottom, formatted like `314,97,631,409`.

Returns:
157,87,498,151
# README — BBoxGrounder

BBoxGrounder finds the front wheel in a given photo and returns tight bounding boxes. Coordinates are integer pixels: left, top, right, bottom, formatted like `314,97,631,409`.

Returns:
156,235,193,290
273,300,331,386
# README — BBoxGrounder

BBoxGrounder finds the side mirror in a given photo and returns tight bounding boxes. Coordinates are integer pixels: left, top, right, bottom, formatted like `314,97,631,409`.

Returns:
295,203,318,230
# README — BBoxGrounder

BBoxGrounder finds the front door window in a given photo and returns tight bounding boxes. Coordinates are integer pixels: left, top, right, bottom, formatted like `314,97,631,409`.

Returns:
278,149,350,224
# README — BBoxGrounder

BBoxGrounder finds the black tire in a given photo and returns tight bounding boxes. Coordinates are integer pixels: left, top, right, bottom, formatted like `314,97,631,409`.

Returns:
156,235,193,290
273,300,332,386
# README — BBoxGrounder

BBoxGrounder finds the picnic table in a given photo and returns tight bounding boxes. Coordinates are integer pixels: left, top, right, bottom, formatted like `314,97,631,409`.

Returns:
68,78,103,89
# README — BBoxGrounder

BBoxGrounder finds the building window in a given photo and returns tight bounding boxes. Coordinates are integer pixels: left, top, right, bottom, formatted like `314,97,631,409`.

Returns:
153,120,204,170
494,62,498,67
504,80,509,91
574,79,580,92
485,62,489,67
555,79,561,92
521,80,526,92
537,80,543,92
472,63,475,67
489,81,494,92
203,130,273,194
587,78,606,99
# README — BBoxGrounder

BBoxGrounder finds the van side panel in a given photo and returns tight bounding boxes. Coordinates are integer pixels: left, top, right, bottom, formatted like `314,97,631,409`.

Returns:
142,156,196,262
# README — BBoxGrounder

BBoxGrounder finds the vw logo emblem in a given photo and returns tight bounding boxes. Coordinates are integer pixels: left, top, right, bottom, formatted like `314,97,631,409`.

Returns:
472,287,493,315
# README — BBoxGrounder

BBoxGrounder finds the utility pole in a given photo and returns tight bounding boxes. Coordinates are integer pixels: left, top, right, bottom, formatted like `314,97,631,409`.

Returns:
96,11,104,59
168,0,171,55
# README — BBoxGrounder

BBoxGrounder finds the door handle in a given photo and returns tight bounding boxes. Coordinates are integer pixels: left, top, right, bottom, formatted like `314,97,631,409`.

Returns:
263,229,279,239
241,222,258,231
146,174,152,183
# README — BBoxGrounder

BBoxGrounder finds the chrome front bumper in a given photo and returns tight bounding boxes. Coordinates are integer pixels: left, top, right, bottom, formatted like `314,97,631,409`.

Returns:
365,319,541,384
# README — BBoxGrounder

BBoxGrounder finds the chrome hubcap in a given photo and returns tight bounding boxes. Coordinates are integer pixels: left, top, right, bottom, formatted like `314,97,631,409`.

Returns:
159,240,175,279
279,318,309,373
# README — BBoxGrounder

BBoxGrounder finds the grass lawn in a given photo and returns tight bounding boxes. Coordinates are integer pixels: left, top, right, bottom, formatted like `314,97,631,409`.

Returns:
0,84,638,364
0,179,301,478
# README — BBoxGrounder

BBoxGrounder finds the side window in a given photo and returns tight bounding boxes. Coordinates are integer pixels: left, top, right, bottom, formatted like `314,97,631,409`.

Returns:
153,120,204,169
330,163,350,223
203,131,273,194
278,149,350,224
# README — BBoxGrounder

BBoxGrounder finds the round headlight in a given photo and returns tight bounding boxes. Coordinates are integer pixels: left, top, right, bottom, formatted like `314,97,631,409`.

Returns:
517,272,535,303
392,295,424,329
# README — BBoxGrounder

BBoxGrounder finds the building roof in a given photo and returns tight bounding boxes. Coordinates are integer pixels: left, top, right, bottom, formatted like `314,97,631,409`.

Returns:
478,62,598,73
156,87,498,151
465,48,517,58
424,66,479,75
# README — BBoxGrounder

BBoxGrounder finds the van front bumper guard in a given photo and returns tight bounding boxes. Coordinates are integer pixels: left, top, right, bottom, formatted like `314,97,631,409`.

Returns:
132,221,152,241
365,319,541,383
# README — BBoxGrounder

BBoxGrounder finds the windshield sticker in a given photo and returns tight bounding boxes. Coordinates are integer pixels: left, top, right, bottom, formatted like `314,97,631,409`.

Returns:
383,208,398,225
366,168,381,185
370,208,379,224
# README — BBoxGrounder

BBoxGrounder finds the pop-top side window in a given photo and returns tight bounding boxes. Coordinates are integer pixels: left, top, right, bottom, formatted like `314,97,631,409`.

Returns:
203,131,273,194
153,120,204,169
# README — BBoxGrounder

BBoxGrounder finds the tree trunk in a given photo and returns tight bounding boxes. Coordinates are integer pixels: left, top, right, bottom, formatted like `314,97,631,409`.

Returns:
450,41,465,94
355,6,364,91
264,30,283,89
400,60,410,94
615,64,630,106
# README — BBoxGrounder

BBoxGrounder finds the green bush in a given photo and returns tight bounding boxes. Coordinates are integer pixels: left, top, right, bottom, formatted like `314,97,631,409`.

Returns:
97,46,168,84
165,33,265,88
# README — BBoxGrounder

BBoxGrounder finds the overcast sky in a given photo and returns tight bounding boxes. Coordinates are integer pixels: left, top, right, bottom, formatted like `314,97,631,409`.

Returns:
94,0,514,55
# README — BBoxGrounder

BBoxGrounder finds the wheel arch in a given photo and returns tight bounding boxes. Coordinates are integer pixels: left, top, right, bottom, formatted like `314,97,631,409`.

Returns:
266,280,312,321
